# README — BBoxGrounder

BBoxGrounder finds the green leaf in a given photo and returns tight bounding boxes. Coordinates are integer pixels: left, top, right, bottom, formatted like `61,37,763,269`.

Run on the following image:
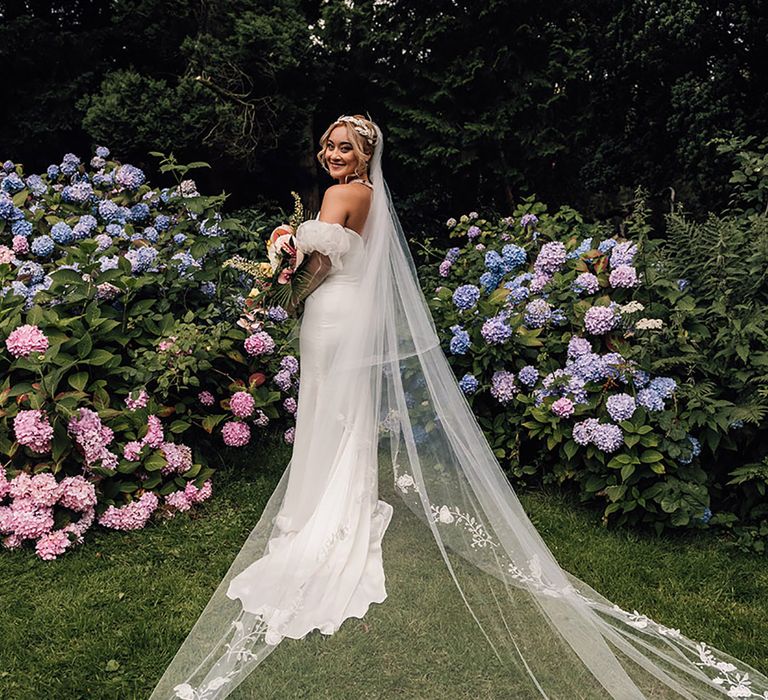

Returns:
76,333,93,359
67,372,89,392
144,451,167,472
640,450,664,463
620,463,636,481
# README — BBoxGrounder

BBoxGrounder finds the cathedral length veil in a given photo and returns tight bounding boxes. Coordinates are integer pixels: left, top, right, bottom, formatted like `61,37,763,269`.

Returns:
149,121,768,700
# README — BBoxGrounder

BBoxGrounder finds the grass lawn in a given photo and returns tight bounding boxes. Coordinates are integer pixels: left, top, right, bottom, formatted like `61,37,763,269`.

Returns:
1,432,766,699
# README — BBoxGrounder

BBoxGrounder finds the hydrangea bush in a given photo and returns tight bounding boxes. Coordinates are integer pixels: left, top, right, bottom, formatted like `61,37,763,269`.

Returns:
0,151,299,558
421,199,711,536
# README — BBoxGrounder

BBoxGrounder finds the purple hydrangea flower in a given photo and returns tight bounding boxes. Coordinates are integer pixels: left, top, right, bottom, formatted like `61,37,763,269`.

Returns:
481,315,513,344
524,299,552,328
648,376,676,399
520,213,538,228
573,272,599,295
584,305,617,335
609,264,639,288
490,370,518,404
637,388,665,412
517,365,539,386
534,241,567,275
606,393,636,422
592,423,624,452
467,225,481,240
572,418,600,445
609,241,637,268
567,336,592,358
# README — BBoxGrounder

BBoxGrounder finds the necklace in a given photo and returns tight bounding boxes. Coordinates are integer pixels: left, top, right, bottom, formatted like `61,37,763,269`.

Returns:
347,176,373,190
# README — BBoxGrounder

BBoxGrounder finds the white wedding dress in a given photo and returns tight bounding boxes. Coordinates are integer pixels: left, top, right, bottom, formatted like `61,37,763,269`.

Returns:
225,212,394,646
151,121,768,700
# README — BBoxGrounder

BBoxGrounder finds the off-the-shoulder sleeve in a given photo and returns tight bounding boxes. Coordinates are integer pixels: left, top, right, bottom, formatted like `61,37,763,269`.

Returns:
295,220,352,272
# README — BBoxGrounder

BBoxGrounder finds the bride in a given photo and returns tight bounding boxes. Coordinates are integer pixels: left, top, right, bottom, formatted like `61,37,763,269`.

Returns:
150,115,768,699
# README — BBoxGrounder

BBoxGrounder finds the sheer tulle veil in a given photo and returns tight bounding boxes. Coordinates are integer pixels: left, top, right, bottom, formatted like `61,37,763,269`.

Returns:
149,119,768,699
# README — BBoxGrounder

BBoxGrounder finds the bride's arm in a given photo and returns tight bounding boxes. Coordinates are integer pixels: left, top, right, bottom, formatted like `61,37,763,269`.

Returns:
285,250,333,315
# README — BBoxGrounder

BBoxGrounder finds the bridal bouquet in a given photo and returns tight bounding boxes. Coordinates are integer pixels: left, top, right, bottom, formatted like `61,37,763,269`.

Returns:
224,192,315,331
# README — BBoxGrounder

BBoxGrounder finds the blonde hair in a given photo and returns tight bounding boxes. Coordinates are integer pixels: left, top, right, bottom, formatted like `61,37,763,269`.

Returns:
316,114,378,180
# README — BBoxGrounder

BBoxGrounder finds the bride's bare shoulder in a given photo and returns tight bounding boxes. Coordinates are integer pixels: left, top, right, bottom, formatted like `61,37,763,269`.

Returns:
322,183,372,203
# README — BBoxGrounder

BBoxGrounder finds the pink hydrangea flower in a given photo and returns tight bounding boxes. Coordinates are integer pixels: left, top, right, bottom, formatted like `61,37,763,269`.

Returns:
222,421,251,447
125,388,149,411
198,390,215,406
0,245,14,264
12,235,29,254
165,490,192,512
67,407,118,470
551,397,575,418
6,324,49,358
98,491,159,531
35,530,72,561
157,335,177,352
283,397,297,414
284,426,295,445
160,442,193,475
142,415,164,448
438,260,452,277
13,409,54,454
230,391,255,418
185,480,212,504
59,476,97,511
27,473,62,508
608,264,639,289
123,441,143,461
253,410,270,427
244,331,276,356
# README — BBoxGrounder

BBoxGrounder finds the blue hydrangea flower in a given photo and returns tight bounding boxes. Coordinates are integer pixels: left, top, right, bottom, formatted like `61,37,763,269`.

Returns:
60,153,81,175
142,226,159,243
597,238,617,254
200,281,217,298
92,172,114,187
479,270,503,293
154,214,171,231
501,244,526,271
98,200,120,221
11,219,33,237
0,196,24,221
173,233,187,245
453,284,481,311
677,435,702,465
572,418,600,445
449,324,471,355
567,237,593,260
606,393,636,422
61,181,94,204
632,369,650,388
485,250,505,274
698,507,712,524
565,352,604,382
126,246,158,273
2,160,15,172
96,146,110,158
2,173,25,193
648,376,676,399
677,279,689,291
31,235,55,258
172,251,201,275
551,308,567,325
25,174,46,196
524,299,552,328
506,285,529,303
50,222,73,244
517,365,539,386
129,203,150,222
729,419,744,429
459,373,479,394
637,388,665,412
17,261,45,284
46,164,60,180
